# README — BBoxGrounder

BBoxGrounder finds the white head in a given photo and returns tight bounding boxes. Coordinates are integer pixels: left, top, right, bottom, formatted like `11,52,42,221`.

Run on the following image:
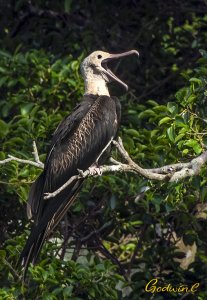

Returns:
81,50,139,96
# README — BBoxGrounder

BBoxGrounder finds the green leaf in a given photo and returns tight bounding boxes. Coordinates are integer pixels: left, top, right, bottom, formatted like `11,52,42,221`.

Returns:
0,50,11,58
123,135,134,150
18,186,29,202
193,143,202,154
150,129,159,138
189,77,202,85
167,102,178,116
200,49,207,58
187,94,196,104
175,116,188,128
184,139,202,154
0,76,8,87
167,126,175,142
138,109,156,119
158,116,172,126
175,133,185,143
125,128,139,138
146,100,158,107
0,120,9,138
20,103,35,116
0,66,7,74
182,149,189,155
63,286,73,297
0,250,6,259
175,88,188,102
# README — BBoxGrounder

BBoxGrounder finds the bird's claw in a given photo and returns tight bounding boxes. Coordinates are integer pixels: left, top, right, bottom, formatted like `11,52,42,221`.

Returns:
88,165,103,176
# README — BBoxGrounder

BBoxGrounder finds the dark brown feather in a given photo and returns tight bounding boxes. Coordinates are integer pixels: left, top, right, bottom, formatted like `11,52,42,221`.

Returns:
20,94,121,278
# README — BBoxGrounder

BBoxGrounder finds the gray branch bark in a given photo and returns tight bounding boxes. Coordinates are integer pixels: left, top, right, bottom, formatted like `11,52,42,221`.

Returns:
1,138,207,200
0,141,44,169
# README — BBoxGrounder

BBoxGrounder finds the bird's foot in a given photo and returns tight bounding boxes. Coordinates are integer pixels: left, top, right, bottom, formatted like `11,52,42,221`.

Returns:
88,165,103,176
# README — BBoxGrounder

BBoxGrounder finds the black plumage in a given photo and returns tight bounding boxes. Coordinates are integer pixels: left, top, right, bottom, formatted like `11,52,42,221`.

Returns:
19,49,138,278
20,94,121,276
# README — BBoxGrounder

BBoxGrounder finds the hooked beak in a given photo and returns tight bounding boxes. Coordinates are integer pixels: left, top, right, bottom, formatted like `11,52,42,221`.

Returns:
101,50,139,90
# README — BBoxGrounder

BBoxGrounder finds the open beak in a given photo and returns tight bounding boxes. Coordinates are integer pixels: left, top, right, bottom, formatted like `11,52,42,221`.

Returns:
101,50,139,90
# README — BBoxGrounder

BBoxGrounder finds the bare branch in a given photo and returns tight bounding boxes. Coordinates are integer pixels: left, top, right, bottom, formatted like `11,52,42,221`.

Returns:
0,141,44,169
32,141,44,167
2,258,21,282
147,162,192,174
44,138,207,199
109,157,120,165
44,173,83,199
44,163,132,199
1,138,207,199
113,137,167,180
114,138,207,182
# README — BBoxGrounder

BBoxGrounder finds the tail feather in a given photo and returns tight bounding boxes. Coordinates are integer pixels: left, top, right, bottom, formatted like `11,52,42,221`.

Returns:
20,178,83,280
21,232,44,280
27,173,45,221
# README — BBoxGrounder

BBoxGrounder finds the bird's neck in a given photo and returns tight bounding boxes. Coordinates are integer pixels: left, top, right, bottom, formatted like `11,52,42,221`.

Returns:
84,77,110,96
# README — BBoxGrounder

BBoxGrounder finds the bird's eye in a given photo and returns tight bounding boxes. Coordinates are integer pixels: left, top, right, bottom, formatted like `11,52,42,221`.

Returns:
97,55,102,59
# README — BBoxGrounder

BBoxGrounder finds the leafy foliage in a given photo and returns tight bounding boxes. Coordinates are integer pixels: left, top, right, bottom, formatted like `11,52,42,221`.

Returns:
0,236,120,300
0,1,207,299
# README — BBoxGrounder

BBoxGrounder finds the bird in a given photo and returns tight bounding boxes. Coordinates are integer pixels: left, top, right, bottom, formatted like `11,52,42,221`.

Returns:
19,49,139,278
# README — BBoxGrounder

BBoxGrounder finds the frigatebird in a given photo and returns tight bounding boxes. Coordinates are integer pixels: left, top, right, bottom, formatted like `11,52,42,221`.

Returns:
20,49,139,277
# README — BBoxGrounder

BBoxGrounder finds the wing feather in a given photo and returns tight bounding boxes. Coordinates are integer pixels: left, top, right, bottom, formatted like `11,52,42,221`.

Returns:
44,95,119,194
20,94,121,277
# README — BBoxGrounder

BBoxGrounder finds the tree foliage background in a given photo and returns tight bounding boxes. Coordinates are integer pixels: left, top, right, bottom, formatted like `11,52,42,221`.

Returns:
0,0,207,299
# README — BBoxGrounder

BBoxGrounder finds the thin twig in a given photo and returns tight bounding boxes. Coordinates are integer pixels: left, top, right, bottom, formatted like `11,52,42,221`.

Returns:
32,141,43,166
128,224,148,274
0,155,43,168
3,258,21,282
0,141,44,169
1,138,207,200
95,236,127,278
